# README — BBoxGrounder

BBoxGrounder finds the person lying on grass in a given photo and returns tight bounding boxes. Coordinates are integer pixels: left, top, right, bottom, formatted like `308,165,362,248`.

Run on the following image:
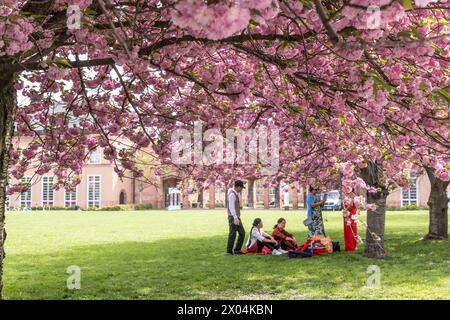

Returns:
272,218,298,251
245,218,288,255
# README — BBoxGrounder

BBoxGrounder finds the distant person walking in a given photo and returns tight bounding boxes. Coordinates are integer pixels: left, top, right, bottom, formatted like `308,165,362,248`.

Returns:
226,180,246,255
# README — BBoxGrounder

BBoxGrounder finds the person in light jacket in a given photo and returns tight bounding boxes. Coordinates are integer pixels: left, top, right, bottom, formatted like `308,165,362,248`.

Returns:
226,180,246,255
246,218,288,255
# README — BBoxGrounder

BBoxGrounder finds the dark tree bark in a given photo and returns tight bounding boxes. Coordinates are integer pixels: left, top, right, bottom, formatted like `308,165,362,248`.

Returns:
197,188,204,208
247,178,255,208
423,166,449,241
274,183,280,208
360,160,389,259
0,72,17,299
303,186,307,209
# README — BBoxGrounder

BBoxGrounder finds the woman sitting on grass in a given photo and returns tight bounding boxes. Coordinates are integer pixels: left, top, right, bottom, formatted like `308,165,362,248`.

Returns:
245,218,288,255
272,218,298,251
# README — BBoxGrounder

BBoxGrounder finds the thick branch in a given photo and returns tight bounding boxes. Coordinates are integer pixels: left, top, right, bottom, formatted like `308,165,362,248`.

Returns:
313,0,340,44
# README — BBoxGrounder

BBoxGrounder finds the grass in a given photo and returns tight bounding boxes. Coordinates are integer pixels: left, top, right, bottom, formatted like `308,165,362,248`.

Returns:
3,209,449,300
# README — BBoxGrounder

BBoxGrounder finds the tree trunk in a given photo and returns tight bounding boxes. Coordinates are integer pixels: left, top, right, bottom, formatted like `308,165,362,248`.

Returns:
423,166,449,241
292,183,299,210
0,75,17,299
360,161,388,259
303,186,307,209
247,178,255,208
197,188,203,208
274,184,280,208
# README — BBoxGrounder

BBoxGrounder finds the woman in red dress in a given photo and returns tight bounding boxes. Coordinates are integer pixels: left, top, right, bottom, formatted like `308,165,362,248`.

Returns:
343,191,358,251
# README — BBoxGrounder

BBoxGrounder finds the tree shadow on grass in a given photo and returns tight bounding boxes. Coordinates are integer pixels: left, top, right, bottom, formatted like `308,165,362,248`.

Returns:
4,233,450,300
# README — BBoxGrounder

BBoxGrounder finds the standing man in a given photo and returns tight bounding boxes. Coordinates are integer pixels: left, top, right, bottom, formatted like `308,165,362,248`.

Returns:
227,180,246,255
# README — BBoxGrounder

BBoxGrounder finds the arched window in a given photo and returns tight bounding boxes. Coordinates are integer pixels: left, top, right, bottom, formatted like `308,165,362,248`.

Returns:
119,191,126,205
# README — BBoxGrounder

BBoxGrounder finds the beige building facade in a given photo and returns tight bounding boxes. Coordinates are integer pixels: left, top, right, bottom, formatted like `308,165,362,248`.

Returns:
7,137,448,210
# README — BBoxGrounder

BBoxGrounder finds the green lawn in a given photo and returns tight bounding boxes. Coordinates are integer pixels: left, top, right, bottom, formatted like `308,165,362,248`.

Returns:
3,209,449,299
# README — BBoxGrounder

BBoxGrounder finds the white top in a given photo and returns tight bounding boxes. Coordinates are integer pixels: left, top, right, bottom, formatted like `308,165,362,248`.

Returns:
227,188,238,219
246,227,270,248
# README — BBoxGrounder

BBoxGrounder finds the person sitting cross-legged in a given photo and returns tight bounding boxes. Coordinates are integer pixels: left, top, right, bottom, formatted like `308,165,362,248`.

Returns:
245,218,288,255
272,217,298,251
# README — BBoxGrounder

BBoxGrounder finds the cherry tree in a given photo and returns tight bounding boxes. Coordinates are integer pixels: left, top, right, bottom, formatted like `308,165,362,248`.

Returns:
0,0,448,298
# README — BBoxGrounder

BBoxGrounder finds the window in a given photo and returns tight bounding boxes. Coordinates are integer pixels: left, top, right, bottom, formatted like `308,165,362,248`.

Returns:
88,148,102,164
20,177,32,208
41,176,54,207
88,175,101,208
64,187,77,208
401,172,418,207
255,182,264,196
327,191,340,200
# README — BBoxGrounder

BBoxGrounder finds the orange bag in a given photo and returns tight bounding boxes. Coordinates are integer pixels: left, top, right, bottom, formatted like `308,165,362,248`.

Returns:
317,236,333,253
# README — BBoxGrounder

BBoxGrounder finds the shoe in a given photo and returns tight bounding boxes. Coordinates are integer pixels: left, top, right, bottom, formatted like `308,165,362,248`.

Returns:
226,252,233,256
272,249,283,255
233,250,245,255
278,249,289,254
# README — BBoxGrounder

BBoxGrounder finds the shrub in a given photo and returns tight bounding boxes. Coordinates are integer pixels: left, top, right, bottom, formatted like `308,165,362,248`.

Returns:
134,204,153,210
119,204,135,211
27,204,155,211
101,205,123,211
101,204,140,211
48,206,66,211
386,205,424,211
83,207,100,211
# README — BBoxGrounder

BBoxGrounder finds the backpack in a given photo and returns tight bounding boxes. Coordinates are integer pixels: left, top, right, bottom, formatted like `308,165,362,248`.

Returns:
332,241,341,252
